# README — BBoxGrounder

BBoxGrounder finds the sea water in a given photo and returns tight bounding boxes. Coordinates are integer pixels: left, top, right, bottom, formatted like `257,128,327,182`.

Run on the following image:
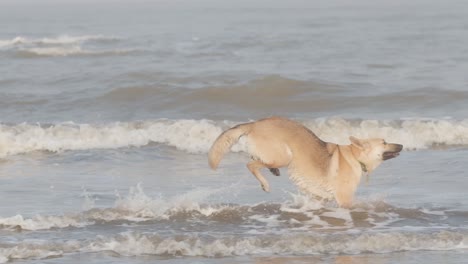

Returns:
1,0,468,263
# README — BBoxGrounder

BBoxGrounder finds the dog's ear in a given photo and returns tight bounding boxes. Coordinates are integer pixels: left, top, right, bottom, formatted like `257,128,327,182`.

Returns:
349,136,364,150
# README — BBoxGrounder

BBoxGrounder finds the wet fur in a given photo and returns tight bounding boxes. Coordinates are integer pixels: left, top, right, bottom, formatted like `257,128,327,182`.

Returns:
208,117,403,208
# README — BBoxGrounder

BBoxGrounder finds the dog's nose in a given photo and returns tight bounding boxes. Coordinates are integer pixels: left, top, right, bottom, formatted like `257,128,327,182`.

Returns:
394,144,403,152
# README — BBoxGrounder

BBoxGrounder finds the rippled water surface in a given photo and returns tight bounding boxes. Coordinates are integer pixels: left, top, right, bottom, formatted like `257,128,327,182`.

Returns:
1,0,468,263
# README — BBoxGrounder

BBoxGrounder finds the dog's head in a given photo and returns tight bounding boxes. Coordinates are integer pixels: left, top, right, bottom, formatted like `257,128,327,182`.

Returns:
349,136,403,173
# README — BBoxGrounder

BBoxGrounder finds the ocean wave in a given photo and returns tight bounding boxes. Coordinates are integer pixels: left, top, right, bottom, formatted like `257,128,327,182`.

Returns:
0,119,223,157
1,229,467,262
103,75,317,98
0,34,134,57
37,35,120,45
0,35,119,49
0,37,26,49
15,47,138,57
0,214,88,231
96,77,468,118
1,117,468,157
0,184,229,231
0,185,461,232
84,230,468,256
99,76,341,109
1,186,467,261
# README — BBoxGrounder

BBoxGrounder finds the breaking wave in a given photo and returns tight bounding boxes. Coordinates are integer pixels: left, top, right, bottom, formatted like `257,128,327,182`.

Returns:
15,47,137,57
78,230,468,256
0,34,138,57
1,185,467,262
0,184,464,232
2,230,466,263
0,35,119,48
1,117,468,157
0,186,468,263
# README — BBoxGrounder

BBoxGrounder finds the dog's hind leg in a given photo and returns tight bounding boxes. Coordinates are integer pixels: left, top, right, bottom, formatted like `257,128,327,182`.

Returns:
269,168,280,176
247,160,271,192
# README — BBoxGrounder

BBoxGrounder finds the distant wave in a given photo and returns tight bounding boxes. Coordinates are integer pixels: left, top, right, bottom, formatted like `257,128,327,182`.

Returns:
0,35,119,49
0,185,467,262
15,47,138,57
0,34,138,57
4,75,467,120
0,37,26,48
101,75,337,101
93,76,468,118
94,76,351,118
1,117,468,157
4,75,468,119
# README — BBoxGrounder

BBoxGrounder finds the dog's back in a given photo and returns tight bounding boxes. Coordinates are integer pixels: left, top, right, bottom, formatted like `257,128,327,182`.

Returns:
248,117,330,168
209,117,331,176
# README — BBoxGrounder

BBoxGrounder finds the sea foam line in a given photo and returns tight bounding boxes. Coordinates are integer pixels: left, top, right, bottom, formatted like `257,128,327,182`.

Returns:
1,118,468,157
1,230,467,263
17,46,136,57
85,230,468,256
0,184,232,231
0,184,455,232
0,34,128,57
0,35,119,48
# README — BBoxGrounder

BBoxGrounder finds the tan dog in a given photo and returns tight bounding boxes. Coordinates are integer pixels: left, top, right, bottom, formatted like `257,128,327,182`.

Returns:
208,117,403,208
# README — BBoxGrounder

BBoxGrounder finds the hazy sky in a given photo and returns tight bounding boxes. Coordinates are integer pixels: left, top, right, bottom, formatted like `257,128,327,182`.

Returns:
0,0,463,7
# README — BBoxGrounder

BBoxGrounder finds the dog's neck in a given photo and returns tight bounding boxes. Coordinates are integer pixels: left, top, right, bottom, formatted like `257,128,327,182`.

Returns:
350,146,370,185
350,144,369,174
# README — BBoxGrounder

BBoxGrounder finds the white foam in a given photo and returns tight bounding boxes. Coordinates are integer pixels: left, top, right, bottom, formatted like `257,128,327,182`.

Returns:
4,230,466,262
0,35,118,49
113,183,231,220
278,192,332,228
0,34,127,57
0,119,225,157
0,185,462,235
22,46,86,56
0,214,87,231
0,37,26,48
280,192,328,212
142,119,227,154
420,208,447,216
0,240,80,263
0,184,229,230
85,232,157,257
321,208,353,223
1,117,468,158
37,35,118,45
18,47,135,57
304,117,468,150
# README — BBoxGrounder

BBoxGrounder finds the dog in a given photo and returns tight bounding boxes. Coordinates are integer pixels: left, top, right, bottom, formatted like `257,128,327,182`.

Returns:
208,117,403,208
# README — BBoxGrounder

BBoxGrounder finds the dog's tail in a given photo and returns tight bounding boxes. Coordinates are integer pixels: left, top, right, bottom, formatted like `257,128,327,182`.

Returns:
208,123,252,170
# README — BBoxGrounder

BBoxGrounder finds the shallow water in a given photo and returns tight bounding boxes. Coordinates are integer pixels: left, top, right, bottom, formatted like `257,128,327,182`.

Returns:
1,0,468,263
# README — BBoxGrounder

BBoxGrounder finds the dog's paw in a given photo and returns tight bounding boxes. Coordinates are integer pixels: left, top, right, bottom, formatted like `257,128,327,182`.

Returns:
261,183,270,192
269,168,280,176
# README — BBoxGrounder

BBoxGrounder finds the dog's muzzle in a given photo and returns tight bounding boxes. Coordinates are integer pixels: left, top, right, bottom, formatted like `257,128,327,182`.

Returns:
383,144,403,161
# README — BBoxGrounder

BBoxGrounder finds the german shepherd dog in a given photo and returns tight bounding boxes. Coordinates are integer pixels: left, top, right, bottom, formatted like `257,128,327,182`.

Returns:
208,117,403,208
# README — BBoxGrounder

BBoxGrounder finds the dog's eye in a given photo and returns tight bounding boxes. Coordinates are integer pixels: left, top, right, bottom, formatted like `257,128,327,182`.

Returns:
383,141,387,145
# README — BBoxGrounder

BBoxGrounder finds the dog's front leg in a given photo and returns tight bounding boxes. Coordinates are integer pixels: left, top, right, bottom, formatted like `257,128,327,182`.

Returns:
334,183,356,209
